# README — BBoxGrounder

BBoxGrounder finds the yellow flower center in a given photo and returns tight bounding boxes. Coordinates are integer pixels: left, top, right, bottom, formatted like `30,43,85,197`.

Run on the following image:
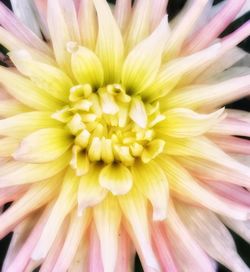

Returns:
52,83,165,176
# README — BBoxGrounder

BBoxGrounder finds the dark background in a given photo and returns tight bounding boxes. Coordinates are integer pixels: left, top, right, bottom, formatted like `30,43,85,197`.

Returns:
0,0,249,271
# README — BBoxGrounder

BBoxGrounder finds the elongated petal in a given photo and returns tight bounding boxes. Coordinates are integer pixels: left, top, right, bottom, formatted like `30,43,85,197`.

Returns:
0,137,19,157
163,75,250,111
32,168,78,260
52,210,90,272
94,0,124,84
0,177,59,239
99,163,133,195
78,0,97,50
13,128,73,163
9,50,73,102
94,196,121,272
0,100,30,118
150,0,168,30
157,156,250,220
132,160,169,221
0,112,61,138
177,204,250,272
157,108,224,138
69,44,104,87
47,0,80,74
78,163,108,215
0,152,70,187
119,188,161,272
165,201,215,272
114,0,132,33
122,16,169,94
0,67,62,111
125,0,152,51
0,185,28,207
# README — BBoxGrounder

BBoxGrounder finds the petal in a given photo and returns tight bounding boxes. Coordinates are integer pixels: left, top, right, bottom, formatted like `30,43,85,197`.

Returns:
52,210,91,272
69,44,104,88
0,67,62,111
99,163,133,195
163,75,250,111
0,99,30,118
177,204,250,272
77,163,108,214
164,201,215,272
0,152,70,187
125,0,152,51
156,108,224,138
0,185,28,207
13,128,73,163
32,168,78,261
0,177,59,239
132,160,169,221
78,0,97,50
119,188,161,272
150,0,168,30
114,0,132,33
47,0,80,74
157,156,250,220
0,137,19,157
9,50,73,102
94,195,121,272
94,0,124,83
122,15,169,94
129,96,148,128
0,111,61,138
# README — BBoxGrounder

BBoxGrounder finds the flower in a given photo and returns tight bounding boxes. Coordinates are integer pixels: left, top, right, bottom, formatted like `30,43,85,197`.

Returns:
0,0,250,271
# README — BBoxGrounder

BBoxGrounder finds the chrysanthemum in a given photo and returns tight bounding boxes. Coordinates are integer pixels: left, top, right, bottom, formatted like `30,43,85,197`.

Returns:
0,0,250,271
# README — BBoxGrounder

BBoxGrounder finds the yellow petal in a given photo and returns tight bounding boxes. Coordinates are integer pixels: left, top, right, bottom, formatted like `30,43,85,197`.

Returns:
0,137,19,157
78,163,107,215
0,112,61,138
122,16,169,94
68,43,104,88
141,139,165,163
0,99,31,118
94,0,124,83
13,128,73,163
94,195,121,272
132,160,169,221
9,50,73,102
156,108,225,138
99,163,133,195
0,67,62,111
70,146,90,176
0,152,71,187
129,96,147,128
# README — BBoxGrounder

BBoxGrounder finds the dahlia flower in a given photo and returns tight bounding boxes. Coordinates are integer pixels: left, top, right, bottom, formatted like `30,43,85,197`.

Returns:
0,0,250,271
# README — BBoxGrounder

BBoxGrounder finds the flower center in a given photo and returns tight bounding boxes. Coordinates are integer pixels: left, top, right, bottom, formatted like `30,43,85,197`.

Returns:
52,83,165,176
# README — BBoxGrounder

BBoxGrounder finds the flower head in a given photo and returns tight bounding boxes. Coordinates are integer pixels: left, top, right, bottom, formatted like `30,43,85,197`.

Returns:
0,0,250,271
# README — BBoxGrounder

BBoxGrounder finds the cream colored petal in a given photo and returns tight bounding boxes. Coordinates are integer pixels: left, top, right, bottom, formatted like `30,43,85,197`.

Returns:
125,0,152,51
141,139,165,163
156,108,224,138
177,204,250,272
119,187,161,272
32,168,78,261
132,160,169,221
165,201,216,272
157,156,250,220
77,163,108,214
0,99,31,118
114,0,132,34
0,152,70,187
78,0,97,50
129,96,147,128
122,16,169,94
9,50,73,102
0,111,61,138
94,0,124,84
150,0,168,30
0,137,19,157
94,195,121,272
47,0,80,74
13,128,73,163
163,75,250,111
0,67,62,111
0,177,59,239
69,44,104,88
52,210,91,272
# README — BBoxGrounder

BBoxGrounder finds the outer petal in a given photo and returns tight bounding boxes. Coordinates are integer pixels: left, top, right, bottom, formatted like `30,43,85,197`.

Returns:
0,100,30,118
94,0,124,84
114,0,132,33
0,137,19,157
